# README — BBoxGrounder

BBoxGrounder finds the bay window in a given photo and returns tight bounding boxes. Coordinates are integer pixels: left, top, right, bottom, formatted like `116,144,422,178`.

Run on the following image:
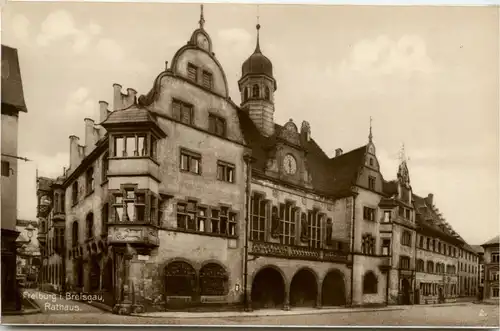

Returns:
110,187,160,224
112,133,158,159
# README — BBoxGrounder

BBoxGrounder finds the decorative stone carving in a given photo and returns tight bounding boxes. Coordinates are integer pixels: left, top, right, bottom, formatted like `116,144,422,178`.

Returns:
270,206,281,238
251,241,348,263
279,119,300,146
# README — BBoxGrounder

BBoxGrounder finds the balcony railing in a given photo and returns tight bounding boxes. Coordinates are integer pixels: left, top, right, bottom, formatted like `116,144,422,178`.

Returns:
250,241,349,263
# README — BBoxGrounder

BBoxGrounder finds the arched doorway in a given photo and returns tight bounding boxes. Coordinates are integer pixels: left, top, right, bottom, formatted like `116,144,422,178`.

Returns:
322,270,346,306
199,263,228,296
401,278,411,305
251,267,285,309
164,261,196,297
290,269,317,307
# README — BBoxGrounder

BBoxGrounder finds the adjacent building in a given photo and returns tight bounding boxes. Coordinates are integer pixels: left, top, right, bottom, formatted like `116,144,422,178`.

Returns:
471,245,485,299
481,235,499,303
1,44,29,312
35,6,483,313
458,241,480,297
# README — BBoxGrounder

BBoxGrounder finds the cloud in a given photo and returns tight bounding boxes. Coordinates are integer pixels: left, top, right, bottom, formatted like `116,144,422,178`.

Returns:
65,87,97,120
36,10,102,53
11,14,30,41
217,28,253,56
339,35,437,78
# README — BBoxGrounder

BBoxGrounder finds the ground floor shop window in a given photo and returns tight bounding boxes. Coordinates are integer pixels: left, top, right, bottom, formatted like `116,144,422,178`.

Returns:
492,288,499,298
199,263,228,296
164,261,196,296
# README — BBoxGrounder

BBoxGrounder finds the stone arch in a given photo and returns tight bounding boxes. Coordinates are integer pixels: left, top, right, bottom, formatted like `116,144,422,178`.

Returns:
164,259,197,297
290,267,318,307
199,261,229,296
251,265,286,309
321,268,346,306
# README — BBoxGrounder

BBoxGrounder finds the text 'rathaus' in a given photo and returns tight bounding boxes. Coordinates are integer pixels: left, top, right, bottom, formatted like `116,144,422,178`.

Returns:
35,6,480,315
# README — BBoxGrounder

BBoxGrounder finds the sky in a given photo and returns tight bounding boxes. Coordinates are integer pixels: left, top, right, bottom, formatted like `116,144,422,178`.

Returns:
2,3,498,245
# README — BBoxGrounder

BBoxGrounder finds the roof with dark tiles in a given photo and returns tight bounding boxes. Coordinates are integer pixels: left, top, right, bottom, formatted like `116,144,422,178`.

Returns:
236,109,366,197
102,104,158,126
482,235,500,247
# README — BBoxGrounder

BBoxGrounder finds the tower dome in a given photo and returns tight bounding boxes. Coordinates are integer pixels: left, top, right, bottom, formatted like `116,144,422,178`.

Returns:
241,24,274,79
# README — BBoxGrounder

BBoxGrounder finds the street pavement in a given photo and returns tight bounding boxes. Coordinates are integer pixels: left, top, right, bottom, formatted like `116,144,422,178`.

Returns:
2,289,499,327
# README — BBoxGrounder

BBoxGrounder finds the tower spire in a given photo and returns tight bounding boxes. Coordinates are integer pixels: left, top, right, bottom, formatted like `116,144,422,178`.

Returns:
368,116,373,143
199,4,205,29
255,5,261,53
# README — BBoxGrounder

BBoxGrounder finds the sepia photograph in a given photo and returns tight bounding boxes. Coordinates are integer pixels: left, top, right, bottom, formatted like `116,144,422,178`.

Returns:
1,1,499,327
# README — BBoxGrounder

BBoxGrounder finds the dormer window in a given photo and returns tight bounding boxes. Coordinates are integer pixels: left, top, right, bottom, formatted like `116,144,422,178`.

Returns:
202,70,213,90
187,63,198,82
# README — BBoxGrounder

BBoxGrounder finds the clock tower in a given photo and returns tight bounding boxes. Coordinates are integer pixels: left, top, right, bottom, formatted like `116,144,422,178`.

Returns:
238,23,277,137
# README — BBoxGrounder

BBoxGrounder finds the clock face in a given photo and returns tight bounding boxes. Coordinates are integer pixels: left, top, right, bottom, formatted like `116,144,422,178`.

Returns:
283,154,297,175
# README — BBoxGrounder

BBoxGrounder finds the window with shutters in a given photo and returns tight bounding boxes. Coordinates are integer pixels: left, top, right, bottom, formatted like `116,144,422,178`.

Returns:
363,207,375,221
362,234,375,255
187,63,198,82
172,99,194,125
400,256,411,270
202,70,213,89
208,114,226,137
217,161,234,183
175,200,237,237
110,187,158,224
180,148,201,175
250,193,267,242
401,230,412,246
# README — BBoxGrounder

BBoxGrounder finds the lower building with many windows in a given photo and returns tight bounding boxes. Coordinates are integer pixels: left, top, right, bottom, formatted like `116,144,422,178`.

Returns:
481,235,499,303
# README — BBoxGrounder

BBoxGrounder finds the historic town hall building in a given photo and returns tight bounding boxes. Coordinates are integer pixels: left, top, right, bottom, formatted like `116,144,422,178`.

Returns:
36,6,479,313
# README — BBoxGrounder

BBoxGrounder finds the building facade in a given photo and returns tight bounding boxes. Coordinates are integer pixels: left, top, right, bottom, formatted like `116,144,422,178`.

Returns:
481,235,499,302
458,243,480,297
1,44,28,312
35,6,483,313
472,245,485,299
15,219,41,288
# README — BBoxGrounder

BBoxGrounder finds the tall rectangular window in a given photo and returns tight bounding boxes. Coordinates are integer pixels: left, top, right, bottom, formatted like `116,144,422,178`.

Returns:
368,176,376,190
114,137,125,157
280,203,295,246
363,207,375,221
381,239,391,256
86,167,94,194
308,210,321,249
72,182,78,205
492,253,499,263
382,210,391,223
250,194,267,241
187,63,198,81
172,99,194,125
202,70,213,89
217,161,235,183
180,149,201,174
401,230,412,246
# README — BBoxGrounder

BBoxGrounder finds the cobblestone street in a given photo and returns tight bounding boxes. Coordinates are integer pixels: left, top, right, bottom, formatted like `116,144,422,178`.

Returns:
2,290,498,327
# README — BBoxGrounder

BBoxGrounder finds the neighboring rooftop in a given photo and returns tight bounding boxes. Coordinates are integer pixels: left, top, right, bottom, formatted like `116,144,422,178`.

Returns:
482,235,500,247
471,245,485,254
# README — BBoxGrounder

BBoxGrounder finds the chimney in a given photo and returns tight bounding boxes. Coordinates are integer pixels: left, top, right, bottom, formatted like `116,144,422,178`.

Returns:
300,121,311,142
335,148,343,157
113,83,123,111
84,118,97,154
125,88,137,108
69,135,81,169
427,193,434,206
99,101,109,123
